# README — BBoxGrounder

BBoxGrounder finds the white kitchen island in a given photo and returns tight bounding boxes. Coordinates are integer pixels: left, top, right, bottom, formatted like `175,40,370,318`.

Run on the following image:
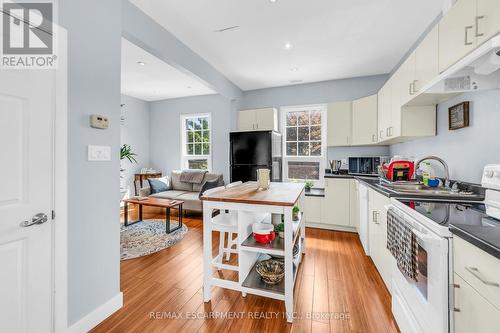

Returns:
200,182,306,323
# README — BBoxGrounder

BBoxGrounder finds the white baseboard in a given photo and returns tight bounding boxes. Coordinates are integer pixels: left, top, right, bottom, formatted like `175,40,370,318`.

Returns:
306,222,357,233
69,292,123,333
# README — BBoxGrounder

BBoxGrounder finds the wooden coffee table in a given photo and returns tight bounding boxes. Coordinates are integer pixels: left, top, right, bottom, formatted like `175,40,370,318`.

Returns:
122,197,184,233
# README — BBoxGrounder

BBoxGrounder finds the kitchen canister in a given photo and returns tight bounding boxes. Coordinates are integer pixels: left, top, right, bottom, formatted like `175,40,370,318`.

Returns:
257,168,270,190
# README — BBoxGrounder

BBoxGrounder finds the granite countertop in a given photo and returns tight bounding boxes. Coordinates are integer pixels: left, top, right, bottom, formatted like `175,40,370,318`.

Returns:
450,219,500,260
305,188,325,197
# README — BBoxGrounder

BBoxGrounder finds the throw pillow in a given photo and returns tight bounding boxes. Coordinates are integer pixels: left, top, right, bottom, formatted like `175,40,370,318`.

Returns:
148,177,170,194
199,178,222,198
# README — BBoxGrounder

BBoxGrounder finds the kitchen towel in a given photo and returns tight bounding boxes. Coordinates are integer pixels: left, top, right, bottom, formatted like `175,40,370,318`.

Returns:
387,209,418,281
180,169,207,184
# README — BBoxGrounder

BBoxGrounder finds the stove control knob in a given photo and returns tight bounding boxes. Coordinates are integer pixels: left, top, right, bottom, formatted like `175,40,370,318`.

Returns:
484,170,495,178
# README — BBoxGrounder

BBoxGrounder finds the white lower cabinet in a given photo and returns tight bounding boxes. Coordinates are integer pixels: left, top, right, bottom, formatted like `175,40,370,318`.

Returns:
322,178,351,227
303,196,322,224
367,188,392,291
303,178,358,231
453,273,500,333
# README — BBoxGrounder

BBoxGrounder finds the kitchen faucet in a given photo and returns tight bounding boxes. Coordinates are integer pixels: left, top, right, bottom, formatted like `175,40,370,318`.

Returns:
415,156,450,188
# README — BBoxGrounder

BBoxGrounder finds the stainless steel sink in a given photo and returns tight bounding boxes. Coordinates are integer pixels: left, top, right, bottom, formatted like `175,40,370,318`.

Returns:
378,183,480,198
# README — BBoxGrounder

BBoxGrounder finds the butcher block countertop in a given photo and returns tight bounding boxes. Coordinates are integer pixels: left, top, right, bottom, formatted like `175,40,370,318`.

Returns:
200,181,305,206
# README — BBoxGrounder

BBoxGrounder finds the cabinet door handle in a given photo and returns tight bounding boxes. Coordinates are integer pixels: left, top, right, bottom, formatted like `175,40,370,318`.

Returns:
372,134,376,142
464,26,474,46
413,80,419,93
453,283,461,312
256,123,259,129
379,130,384,139
409,82,414,95
475,16,485,37
389,127,393,136
465,267,500,287
386,127,390,137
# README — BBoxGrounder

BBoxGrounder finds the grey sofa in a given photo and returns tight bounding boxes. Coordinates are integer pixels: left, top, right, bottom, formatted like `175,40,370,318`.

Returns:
139,170,224,212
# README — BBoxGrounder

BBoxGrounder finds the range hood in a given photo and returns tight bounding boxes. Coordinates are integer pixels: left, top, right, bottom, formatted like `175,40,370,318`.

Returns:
424,34,500,95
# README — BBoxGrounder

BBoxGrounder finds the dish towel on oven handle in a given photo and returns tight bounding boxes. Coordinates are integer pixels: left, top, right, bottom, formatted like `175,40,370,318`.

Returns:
387,208,418,281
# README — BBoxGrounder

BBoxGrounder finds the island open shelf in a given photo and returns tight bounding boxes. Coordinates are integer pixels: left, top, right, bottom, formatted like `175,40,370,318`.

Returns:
201,182,306,323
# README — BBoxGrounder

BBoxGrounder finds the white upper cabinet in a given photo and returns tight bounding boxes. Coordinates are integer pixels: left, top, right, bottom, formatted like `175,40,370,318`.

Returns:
238,108,278,131
476,0,500,45
439,0,477,73
327,101,352,146
414,25,439,92
351,94,378,145
377,79,392,142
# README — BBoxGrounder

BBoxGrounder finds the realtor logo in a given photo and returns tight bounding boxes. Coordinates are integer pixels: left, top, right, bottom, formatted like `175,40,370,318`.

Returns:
1,1,57,68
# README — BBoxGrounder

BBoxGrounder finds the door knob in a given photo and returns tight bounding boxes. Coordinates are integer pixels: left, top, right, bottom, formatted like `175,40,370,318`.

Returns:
20,213,48,227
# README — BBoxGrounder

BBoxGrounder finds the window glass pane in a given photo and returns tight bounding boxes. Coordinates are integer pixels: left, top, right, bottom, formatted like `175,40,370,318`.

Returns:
310,142,321,156
298,142,310,156
187,144,194,155
298,127,310,141
186,119,194,130
310,126,321,141
202,143,210,155
193,118,202,130
287,161,320,180
286,142,297,156
286,127,297,141
202,118,209,130
310,110,321,125
202,130,209,142
286,112,298,126
193,131,202,143
187,131,194,143
298,111,309,126
195,143,202,155
188,159,208,170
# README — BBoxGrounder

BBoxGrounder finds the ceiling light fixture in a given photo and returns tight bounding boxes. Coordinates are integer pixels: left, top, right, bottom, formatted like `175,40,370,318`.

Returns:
137,61,146,66
290,67,299,72
269,0,278,3
284,43,293,50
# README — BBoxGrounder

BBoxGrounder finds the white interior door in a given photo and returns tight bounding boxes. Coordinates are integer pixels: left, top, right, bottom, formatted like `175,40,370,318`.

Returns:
0,67,55,332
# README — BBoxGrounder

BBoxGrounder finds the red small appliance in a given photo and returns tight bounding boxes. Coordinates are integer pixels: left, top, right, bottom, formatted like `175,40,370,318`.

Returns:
252,223,275,244
383,160,415,181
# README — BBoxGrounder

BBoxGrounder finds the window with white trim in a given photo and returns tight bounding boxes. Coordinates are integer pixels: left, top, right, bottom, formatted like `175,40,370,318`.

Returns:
180,113,212,170
281,105,327,186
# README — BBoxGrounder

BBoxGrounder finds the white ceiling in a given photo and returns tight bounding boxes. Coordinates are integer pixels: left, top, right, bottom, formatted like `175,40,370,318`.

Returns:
130,0,444,91
121,38,216,101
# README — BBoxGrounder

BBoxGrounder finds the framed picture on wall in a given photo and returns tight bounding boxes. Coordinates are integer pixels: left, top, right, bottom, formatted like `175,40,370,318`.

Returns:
448,101,469,130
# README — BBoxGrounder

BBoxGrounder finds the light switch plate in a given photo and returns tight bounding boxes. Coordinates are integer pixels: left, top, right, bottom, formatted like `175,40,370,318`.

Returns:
88,145,111,161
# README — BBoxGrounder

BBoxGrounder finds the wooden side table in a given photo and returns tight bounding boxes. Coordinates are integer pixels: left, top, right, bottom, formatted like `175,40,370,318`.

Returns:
134,172,162,195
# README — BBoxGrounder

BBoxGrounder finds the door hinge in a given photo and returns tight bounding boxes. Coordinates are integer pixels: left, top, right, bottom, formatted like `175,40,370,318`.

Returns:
52,210,55,220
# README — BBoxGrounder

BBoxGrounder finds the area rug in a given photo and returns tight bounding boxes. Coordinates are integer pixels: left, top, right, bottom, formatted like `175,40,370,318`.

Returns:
120,219,188,260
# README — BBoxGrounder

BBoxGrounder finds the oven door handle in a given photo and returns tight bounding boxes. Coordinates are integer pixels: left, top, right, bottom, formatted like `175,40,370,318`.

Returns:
411,228,441,245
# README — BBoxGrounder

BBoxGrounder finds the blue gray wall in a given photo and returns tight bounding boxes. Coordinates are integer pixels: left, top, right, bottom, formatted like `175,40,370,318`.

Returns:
240,75,388,111
149,94,232,182
390,90,500,184
120,95,151,193
60,0,122,326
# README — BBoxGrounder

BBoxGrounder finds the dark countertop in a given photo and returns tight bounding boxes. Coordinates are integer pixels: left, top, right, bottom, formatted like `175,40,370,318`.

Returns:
305,188,325,197
450,220,500,260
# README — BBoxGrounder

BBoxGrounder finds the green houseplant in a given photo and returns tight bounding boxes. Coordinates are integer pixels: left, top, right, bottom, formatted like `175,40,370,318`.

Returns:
304,180,314,191
277,222,285,239
120,144,138,164
292,205,300,221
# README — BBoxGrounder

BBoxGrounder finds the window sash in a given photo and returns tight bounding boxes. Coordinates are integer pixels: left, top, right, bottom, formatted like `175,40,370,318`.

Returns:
281,105,327,186
180,113,212,170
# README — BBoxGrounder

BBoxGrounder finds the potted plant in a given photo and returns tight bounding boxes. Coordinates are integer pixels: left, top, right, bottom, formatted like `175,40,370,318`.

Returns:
292,205,300,221
277,222,285,239
120,144,138,193
304,180,314,192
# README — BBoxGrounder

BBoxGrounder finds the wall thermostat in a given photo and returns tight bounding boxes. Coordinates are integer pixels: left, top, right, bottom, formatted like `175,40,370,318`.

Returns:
90,114,109,129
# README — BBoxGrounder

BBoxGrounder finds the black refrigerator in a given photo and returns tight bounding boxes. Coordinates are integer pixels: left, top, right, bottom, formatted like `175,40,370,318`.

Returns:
230,130,282,183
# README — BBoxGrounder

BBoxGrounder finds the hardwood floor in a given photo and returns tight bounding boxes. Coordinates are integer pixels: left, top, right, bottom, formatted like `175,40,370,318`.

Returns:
91,206,399,333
